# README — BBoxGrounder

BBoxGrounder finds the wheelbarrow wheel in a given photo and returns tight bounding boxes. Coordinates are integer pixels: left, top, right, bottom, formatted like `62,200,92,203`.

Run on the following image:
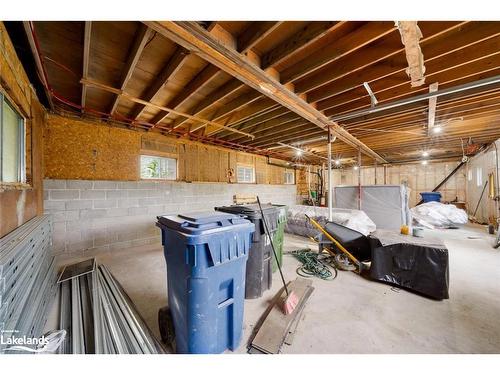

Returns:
158,306,175,346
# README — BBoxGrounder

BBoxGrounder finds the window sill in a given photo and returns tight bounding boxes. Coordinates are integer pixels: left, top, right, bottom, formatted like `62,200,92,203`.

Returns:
0,182,33,192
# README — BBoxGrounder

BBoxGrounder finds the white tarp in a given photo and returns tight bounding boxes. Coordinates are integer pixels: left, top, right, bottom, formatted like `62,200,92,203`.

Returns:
411,201,468,229
334,185,411,230
285,205,376,238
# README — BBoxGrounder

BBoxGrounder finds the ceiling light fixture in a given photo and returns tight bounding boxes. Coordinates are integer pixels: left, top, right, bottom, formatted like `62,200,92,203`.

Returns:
422,160,428,165
296,149,303,156
422,151,429,157
335,159,341,166
353,165,359,170
432,126,442,134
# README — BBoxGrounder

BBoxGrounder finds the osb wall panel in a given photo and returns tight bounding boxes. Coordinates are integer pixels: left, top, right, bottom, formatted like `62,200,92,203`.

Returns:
44,115,140,180
0,23,45,238
44,113,294,186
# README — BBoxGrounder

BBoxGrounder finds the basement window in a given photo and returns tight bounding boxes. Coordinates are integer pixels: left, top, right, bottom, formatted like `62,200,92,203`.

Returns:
284,170,295,184
140,155,177,180
237,165,255,183
0,93,25,183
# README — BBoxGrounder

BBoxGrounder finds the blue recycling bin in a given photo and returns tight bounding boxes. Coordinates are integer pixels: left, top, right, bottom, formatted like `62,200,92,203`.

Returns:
420,192,442,203
156,212,255,354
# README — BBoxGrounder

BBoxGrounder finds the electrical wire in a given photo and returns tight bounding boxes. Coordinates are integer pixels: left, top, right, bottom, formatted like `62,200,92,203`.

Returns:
288,249,338,281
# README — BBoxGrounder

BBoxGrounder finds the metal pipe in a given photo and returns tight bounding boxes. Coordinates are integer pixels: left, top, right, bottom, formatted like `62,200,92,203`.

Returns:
331,75,500,122
327,127,333,221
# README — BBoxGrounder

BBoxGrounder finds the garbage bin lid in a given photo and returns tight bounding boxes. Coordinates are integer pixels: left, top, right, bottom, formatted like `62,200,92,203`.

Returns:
215,204,277,219
157,211,251,235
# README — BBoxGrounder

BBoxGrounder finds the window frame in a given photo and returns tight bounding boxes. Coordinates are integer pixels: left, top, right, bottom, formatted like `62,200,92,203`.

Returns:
139,154,178,181
284,169,295,185
236,164,255,184
0,91,26,185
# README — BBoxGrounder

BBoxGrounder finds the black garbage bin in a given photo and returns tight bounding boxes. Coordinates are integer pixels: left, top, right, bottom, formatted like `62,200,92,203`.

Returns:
215,204,279,299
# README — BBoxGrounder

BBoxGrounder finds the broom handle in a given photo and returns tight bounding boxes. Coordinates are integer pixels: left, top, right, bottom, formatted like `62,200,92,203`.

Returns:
256,196,289,296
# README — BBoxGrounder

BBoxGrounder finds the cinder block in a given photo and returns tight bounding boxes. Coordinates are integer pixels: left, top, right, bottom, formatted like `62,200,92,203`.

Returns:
44,200,66,211
93,181,118,189
106,190,127,199
147,205,165,215
50,190,80,200
147,190,164,197
65,200,93,210
93,199,117,209
80,190,106,199
44,179,67,189
67,240,94,252
127,189,149,198
67,180,93,189
128,206,148,216
80,209,107,219
109,240,134,251
118,181,138,189
138,197,158,206
65,210,80,222
105,208,129,217
117,198,139,208
66,219,91,232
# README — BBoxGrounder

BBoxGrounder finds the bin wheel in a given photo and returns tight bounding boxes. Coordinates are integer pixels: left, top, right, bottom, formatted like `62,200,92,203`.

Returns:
158,306,175,346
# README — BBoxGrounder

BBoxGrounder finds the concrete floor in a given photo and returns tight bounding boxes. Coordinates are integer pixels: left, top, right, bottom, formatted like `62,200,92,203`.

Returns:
51,223,500,354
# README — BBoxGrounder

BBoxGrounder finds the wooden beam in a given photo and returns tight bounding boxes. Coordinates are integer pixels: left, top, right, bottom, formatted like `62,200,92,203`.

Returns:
261,21,344,69
151,64,220,126
81,21,92,110
427,82,439,136
170,79,244,130
280,21,396,84
129,46,189,120
238,22,283,54
22,22,54,110
109,24,153,115
80,78,255,139
144,21,387,163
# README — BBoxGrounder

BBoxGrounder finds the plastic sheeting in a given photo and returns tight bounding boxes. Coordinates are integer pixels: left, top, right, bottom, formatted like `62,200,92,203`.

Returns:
369,231,449,300
285,205,376,238
411,201,468,229
335,185,411,230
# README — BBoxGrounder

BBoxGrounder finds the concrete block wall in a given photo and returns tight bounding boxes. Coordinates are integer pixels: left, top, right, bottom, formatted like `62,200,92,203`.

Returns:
43,179,297,255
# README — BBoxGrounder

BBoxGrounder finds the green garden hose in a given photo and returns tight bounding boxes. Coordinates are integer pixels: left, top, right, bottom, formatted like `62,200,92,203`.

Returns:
288,249,338,281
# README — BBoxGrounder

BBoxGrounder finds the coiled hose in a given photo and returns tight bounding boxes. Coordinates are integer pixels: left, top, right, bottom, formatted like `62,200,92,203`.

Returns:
289,249,338,281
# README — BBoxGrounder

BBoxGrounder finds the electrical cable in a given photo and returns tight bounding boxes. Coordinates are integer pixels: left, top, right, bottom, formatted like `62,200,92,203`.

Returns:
288,249,338,281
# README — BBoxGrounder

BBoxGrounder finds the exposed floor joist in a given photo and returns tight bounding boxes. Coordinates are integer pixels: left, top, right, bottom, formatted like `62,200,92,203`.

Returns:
144,21,387,163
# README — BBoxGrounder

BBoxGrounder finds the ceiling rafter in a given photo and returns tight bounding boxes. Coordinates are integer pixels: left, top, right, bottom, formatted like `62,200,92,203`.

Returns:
109,24,154,115
237,21,284,54
129,45,189,120
150,64,220,126
81,21,92,110
144,21,387,163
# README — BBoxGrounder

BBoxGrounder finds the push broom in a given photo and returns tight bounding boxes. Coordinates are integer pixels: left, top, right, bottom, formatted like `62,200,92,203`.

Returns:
256,196,299,315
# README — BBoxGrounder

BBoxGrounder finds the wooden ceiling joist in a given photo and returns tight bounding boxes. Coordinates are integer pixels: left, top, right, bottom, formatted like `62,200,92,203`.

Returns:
144,21,387,163
129,46,189,120
150,64,220,126
81,21,92,110
260,21,343,69
170,79,244,130
109,24,154,115
237,21,283,54
80,77,255,139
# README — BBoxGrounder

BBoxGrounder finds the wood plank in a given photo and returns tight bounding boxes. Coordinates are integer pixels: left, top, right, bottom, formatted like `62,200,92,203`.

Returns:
81,21,92,109
427,82,439,135
109,24,154,115
250,278,314,354
150,64,220,126
238,22,283,54
129,46,190,120
144,21,387,163
171,79,244,129
261,21,343,69
280,21,396,84
80,78,255,139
